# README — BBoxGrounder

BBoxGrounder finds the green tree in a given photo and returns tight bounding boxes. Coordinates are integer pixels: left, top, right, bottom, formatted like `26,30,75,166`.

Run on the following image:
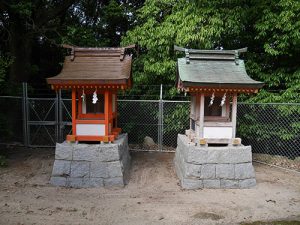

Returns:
0,0,144,83
246,0,300,103
0,0,76,82
121,0,253,97
122,0,300,102
0,55,13,84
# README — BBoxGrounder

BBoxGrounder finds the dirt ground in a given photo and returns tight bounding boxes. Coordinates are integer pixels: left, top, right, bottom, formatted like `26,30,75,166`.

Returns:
0,147,300,225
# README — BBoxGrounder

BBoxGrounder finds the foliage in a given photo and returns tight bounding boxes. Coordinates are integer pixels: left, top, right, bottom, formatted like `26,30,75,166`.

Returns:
242,0,300,103
122,0,300,102
0,0,77,81
0,0,299,154
118,101,159,144
1,0,299,102
118,100,190,148
122,0,244,95
163,103,189,132
0,55,13,83
255,0,300,56
237,103,300,159
163,103,190,147
0,0,144,83
62,0,137,47
121,0,300,153
0,55,23,96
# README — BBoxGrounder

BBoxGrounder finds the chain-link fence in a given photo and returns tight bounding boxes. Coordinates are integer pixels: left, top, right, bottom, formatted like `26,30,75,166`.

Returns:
27,97,58,146
0,96,24,145
162,101,190,150
118,100,190,151
237,103,300,171
118,100,161,151
0,84,300,172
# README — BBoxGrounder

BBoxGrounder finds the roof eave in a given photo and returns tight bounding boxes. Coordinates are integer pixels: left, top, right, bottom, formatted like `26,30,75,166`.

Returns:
181,81,264,89
47,78,129,85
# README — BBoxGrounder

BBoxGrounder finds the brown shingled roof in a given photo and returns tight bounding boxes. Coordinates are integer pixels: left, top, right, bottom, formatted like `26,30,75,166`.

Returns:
47,46,134,87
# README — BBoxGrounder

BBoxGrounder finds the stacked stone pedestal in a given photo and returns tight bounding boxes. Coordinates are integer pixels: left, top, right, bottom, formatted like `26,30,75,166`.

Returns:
50,134,130,188
174,134,256,189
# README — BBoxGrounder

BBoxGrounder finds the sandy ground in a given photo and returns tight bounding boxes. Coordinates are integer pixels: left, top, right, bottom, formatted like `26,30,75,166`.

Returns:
0,148,300,225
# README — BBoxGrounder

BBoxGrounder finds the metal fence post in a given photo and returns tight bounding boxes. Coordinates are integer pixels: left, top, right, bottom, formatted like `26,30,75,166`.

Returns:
26,83,30,146
161,85,164,151
58,89,63,143
22,82,29,146
158,84,163,151
158,94,161,150
55,90,59,143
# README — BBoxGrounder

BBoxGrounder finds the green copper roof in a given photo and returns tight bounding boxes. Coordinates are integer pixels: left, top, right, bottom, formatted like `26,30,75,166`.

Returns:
175,46,264,89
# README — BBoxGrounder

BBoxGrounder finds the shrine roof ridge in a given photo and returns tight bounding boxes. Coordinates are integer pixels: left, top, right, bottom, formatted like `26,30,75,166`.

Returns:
174,45,248,63
62,44,136,51
174,45,247,55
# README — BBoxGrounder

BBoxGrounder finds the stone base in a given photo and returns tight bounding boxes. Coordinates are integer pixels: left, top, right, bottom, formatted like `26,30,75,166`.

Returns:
50,133,131,188
174,134,256,189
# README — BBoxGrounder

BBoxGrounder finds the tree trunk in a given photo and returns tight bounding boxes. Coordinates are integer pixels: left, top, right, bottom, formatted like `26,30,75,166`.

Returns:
9,15,32,83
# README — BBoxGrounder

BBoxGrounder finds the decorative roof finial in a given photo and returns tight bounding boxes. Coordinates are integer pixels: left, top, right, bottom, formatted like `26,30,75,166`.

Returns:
235,50,239,65
185,49,190,64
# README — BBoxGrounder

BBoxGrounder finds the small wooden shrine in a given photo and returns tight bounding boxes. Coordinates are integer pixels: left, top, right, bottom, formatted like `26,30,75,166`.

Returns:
47,45,134,142
175,46,263,145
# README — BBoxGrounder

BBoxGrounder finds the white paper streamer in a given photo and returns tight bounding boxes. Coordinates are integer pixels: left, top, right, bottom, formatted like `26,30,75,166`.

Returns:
209,92,215,106
220,93,226,106
92,90,98,104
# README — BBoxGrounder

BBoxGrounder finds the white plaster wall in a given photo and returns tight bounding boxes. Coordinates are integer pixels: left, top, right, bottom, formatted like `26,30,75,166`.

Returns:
76,124,105,136
203,127,233,139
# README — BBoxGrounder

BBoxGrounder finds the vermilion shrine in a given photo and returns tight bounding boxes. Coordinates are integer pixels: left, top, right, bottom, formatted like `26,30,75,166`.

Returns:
47,45,134,143
47,46,133,188
174,46,263,189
